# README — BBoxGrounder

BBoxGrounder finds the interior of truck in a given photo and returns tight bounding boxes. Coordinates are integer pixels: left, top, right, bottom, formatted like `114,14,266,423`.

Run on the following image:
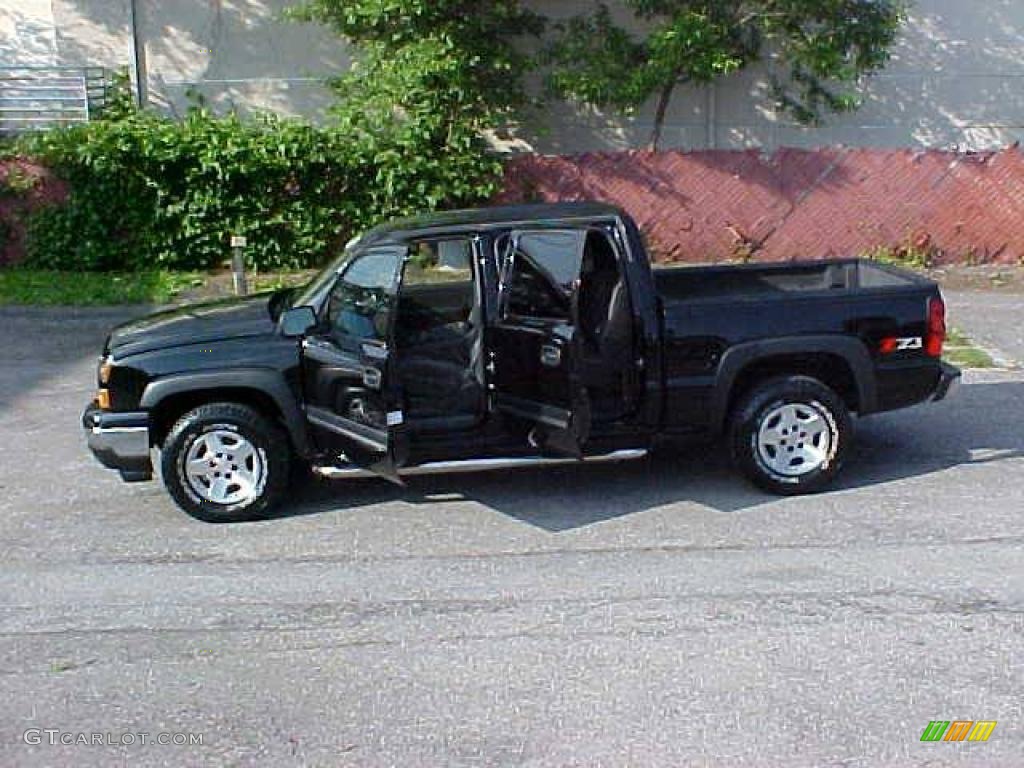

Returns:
495,226,637,426
577,229,635,422
394,238,485,431
391,227,640,441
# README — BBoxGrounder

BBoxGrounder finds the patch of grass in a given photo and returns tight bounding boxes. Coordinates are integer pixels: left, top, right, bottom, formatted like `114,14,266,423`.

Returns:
0,269,205,306
946,328,971,346
249,270,317,293
944,326,997,369
862,241,946,271
945,345,996,369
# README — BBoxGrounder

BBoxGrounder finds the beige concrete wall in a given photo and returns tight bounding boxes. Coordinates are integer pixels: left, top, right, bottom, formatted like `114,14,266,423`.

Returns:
2,0,344,118
526,0,1024,152
131,0,345,118
49,0,131,70
1,0,59,64
3,0,1024,150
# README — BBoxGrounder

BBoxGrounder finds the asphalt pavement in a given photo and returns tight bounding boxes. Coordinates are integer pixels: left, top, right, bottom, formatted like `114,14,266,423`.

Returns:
0,295,1022,767
947,291,1024,366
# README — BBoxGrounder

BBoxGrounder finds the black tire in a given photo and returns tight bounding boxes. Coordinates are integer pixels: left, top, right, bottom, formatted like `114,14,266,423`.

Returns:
729,375,851,496
160,402,291,522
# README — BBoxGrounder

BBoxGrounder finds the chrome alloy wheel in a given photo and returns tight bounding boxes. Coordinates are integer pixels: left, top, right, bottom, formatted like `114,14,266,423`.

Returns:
756,401,834,477
183,429,265,505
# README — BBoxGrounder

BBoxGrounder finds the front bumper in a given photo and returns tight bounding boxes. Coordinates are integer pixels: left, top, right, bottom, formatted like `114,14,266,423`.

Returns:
932,361,962,402
82,404,153,482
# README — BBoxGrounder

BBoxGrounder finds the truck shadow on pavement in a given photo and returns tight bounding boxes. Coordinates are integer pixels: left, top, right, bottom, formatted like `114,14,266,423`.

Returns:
278,379,1024,532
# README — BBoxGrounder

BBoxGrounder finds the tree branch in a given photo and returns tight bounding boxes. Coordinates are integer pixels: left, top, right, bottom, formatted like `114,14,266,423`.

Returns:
648,79,676,151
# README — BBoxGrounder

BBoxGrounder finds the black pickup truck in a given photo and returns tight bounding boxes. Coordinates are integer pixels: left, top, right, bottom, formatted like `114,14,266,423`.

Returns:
83,203,959,521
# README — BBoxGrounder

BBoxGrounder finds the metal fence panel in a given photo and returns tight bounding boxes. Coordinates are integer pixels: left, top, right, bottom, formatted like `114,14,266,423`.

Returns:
0,67,114,133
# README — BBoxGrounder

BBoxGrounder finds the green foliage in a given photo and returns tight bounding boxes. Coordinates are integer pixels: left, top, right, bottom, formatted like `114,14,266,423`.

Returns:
944,327,996,369
0,165,38,197
863,238,937,270
546,0,907,149
11,2,542,275
18,108,368,271
93,68,137,122
288,0,543,210
17,13,522,275
0,269,203,305
288,0,543,121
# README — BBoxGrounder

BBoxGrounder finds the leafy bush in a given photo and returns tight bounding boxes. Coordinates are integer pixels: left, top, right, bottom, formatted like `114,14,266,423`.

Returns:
8,3,531,273
0,164,38,197
16,103,502,272
862,234,939,270
19,110,343,270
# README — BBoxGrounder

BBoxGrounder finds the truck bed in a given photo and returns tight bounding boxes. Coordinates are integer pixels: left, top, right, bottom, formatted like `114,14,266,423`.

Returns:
653,258,926,303
651,257,944,429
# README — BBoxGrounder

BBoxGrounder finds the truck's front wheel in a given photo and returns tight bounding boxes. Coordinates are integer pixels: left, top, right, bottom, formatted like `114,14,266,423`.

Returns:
161,403,291,522
729,375,850,495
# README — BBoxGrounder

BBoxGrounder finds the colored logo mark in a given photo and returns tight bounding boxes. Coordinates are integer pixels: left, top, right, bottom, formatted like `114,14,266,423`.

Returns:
921,721,997,742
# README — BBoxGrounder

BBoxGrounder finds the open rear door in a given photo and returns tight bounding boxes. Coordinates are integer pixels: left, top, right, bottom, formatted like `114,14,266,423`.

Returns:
489,229,591,457
302,245,410,483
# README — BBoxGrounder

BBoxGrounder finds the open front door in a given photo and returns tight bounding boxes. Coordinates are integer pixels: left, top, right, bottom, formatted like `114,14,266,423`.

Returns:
490,229,592,457
302,245,409,482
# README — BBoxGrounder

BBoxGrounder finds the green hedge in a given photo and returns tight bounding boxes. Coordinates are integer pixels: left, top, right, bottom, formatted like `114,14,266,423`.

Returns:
14,106,502,272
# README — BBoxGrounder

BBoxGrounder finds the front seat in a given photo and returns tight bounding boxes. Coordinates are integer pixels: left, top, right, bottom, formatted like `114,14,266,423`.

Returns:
577,238,634,417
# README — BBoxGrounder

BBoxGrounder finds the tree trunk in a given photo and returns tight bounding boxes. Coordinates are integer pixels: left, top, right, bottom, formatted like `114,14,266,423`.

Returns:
648,80,676,151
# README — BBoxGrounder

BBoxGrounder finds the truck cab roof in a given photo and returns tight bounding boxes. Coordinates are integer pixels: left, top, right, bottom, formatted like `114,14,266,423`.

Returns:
358,202,627,247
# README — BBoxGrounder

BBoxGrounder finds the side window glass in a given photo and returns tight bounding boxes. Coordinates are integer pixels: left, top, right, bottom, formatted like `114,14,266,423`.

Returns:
502,230,585,321
398,239,476,347
327,248,403,349
405,239,473,285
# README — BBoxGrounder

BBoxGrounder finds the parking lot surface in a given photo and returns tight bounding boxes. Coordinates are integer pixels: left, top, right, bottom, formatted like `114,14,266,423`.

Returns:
0,302,1022,767
947,291,1024,366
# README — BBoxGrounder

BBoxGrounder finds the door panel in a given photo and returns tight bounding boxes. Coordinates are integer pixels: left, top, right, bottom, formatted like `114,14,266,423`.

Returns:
490,229,591,456
491,322,572,422
303,337,389,451
301,246,407,481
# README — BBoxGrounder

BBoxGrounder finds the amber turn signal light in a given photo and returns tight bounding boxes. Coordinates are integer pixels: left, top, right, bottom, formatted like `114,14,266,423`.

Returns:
95,388,111,410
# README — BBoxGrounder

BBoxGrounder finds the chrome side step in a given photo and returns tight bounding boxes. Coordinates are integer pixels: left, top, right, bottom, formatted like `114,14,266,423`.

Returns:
314,448,648,480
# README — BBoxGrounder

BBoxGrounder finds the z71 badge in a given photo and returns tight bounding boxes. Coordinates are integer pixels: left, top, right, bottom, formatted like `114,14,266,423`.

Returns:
880,336,924,354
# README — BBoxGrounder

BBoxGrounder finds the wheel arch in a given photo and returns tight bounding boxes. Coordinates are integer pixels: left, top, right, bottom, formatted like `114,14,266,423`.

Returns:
710,336,876,434
141,369,313,456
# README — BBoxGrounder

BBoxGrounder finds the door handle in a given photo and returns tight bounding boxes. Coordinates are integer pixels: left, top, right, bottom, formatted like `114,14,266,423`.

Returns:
540,344,562,368
362,367,382,390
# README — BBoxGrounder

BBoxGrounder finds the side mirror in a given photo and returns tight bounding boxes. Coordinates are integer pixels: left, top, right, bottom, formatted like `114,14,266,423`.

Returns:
280,306,317,338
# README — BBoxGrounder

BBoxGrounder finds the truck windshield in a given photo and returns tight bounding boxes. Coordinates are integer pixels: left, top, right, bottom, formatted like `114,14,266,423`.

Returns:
291,248,357,309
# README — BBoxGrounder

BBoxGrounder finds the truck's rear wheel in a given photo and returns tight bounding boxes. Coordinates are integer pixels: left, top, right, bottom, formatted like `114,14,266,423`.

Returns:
729,375,850,495
161,402,291,522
